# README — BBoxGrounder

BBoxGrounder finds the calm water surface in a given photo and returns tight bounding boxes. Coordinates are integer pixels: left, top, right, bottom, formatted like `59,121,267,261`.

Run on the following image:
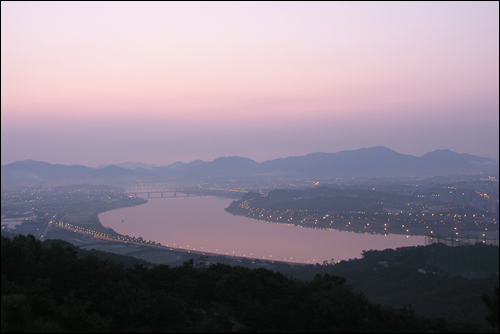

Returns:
98,196,425,264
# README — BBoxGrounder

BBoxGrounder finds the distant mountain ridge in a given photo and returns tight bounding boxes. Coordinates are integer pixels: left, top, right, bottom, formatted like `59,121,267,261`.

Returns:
2,147,497,187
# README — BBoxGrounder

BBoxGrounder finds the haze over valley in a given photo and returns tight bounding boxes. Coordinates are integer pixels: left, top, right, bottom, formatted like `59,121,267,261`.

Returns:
1,146,498,188
1,2,498,332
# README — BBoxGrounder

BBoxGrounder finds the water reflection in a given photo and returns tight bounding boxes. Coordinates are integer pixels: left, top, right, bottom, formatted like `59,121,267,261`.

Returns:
98,196,424,264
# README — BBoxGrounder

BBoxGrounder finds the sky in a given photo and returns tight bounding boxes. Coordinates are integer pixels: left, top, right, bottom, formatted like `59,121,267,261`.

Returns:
1,1,499,166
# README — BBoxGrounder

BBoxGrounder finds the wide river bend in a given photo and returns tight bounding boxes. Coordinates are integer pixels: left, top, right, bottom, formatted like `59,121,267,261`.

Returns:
98,196,425,264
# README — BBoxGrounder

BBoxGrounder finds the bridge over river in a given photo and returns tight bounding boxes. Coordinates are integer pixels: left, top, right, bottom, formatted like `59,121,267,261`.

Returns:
125,190,189,198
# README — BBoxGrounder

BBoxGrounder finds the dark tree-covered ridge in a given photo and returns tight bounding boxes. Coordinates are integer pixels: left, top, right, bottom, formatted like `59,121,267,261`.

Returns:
1,234,464,333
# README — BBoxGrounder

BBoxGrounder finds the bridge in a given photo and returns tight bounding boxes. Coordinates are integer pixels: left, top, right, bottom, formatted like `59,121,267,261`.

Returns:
125,190,188,198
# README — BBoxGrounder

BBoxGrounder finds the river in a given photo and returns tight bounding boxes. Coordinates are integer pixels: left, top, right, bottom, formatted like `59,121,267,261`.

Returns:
98,195,425,264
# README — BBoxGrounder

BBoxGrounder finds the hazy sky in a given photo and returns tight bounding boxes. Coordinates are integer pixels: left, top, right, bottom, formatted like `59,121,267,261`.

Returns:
2,2,499,166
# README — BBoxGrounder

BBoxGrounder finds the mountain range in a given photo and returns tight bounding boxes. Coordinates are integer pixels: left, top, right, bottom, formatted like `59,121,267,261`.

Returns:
1,147,498,188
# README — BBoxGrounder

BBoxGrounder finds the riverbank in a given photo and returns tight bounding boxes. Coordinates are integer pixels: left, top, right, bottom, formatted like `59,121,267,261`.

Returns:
40,195,299,267
225,201,500,239
47,219,305,267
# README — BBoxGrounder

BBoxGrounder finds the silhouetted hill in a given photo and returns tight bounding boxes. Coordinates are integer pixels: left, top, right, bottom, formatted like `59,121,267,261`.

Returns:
189,156,260,176
1,160,164,188
276,244,499,327
2,234,473,332
260,147,496,177
2,147,497,187
167,159,207,170
260,146,419,176
420,149,496,168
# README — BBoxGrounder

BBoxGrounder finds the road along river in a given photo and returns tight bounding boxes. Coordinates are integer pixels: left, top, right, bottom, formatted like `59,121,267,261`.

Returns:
98,196,424,264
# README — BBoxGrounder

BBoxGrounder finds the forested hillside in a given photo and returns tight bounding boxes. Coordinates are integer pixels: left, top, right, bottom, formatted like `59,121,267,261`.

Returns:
274,244,499,327
0,234,478,333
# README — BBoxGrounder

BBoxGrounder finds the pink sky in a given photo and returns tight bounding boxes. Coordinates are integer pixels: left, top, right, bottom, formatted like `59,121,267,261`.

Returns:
1,2,498,166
